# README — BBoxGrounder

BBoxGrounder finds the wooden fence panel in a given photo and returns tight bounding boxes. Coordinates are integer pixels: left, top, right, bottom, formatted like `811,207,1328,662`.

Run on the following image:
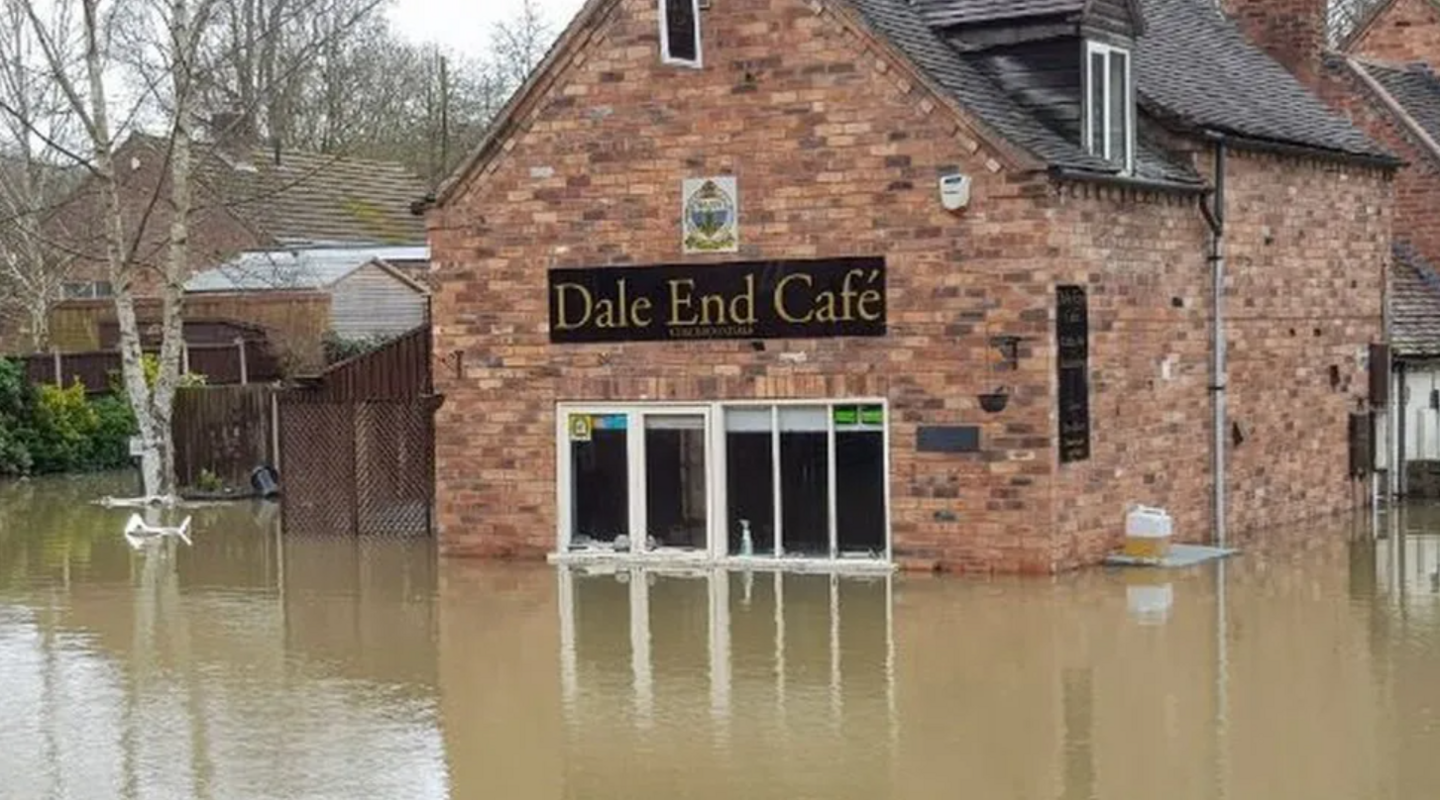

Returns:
18,341,281,394
173,385,275,490
306,325,431,402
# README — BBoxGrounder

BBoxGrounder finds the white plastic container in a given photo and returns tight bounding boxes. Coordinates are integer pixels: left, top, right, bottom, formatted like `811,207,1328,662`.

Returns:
1124,505,1173,559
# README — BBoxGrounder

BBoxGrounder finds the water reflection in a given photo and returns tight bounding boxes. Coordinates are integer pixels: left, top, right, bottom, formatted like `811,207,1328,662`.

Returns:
8,475,1440,799
0,474,443,800
555,568,897,798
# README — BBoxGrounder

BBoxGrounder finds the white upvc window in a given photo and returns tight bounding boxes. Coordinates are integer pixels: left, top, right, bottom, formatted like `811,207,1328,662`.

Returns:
554,399,892,570
660,0,703,68
1083,40,1135,173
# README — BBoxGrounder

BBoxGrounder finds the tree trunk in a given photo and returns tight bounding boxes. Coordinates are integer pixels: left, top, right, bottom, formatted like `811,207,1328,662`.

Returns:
26,302,49,352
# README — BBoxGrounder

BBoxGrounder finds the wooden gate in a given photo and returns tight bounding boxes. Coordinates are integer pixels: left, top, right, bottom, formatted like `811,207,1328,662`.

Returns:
277,326,440,536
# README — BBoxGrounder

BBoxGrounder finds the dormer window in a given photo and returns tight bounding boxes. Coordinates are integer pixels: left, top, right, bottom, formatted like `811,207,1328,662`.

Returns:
1084,41,1135,173
661,0,702,68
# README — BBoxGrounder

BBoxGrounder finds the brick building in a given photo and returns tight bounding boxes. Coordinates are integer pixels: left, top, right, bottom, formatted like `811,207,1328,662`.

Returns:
1227,0,1440,492
427,0,1395,572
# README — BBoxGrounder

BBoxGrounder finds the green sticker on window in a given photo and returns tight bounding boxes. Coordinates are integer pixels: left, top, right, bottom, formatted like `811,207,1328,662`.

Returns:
833,406,859,426
861,406,884,425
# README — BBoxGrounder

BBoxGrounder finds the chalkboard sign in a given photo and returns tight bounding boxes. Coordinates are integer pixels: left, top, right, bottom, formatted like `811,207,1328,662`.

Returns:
1057,285,1090,463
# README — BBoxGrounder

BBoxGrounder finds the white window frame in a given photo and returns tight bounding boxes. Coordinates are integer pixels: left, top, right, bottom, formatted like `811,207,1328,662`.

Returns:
1083,40,1136,174
553,399,893,572
659,0,703,69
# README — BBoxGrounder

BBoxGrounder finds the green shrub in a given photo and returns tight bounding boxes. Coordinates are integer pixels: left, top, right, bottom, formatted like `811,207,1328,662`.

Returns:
91,394,138,470
28,383,101,473
108,354,207,393
0,357,137,477
323,331,392,365
196,468,224,493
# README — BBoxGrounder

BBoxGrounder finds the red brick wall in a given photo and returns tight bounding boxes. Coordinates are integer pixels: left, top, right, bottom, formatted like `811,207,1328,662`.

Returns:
430,0,1391,571
1224,0,1328,85
50,137,263,293
1046,153,1389,568
1316,59,1440,266
1348,0,1440,64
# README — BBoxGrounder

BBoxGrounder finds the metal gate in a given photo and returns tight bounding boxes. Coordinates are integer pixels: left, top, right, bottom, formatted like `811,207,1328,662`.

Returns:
276,326,439,537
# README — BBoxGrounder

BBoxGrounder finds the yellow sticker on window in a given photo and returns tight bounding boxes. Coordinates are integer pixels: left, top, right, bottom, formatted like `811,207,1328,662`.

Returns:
568,414,593,442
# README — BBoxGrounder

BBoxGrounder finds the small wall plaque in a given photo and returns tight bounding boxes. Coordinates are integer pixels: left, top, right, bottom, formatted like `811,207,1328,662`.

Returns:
682,176,738,254
917,426,981,453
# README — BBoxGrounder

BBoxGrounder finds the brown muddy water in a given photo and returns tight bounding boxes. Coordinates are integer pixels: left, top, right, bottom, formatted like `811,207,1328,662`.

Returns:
2,474,1440,799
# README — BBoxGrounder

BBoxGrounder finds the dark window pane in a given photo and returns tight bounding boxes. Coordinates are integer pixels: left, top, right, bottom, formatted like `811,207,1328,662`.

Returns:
780,407,829,557
1089,51,1107,157
1108,52,1129,168
726,408,774,555
645,416,707,550
836,430,885,555
665,0,698,62
571,424,629,545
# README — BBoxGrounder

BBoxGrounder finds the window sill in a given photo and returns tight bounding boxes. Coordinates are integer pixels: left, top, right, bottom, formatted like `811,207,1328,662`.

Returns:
549,550,895,574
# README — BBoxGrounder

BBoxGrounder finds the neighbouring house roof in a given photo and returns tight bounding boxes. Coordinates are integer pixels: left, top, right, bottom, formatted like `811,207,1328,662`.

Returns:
1391,243,1440,358
1347,59,1440,163
185,245,430,293
130,134,429,246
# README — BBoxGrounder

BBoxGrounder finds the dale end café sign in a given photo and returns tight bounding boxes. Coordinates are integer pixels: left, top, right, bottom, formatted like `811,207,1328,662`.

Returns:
547,257,887,343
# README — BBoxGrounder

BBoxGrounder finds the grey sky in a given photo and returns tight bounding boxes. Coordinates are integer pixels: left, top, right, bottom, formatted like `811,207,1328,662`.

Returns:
388,0,587,56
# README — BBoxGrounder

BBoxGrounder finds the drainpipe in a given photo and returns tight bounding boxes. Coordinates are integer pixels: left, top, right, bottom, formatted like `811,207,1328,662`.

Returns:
1397,361,1408,498
1200,140,1228,549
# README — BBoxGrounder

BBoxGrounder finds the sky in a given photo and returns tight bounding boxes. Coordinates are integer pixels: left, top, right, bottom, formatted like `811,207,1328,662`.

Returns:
388,0,588,57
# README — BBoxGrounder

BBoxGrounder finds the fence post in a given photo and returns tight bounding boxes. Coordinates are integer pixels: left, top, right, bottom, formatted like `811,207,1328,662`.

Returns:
236,337,249,385
51,349,61,387
182,341,190,375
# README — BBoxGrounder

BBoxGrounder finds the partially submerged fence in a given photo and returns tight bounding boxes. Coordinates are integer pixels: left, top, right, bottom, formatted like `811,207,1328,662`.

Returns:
278,325,438,537
21,340,281,393
173,385,276,491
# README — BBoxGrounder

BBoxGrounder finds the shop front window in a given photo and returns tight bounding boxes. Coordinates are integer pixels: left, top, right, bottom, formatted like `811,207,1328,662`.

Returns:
557,401,890,566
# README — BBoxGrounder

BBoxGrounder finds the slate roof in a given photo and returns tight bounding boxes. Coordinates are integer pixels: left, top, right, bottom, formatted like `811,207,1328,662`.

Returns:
186,245,430,293
1351,60,1440,160
915,0,1085,28
1133,0,1386,157
1391,243,1440,358
845,0,1393,185
846,0,1123,174
133,134,429,246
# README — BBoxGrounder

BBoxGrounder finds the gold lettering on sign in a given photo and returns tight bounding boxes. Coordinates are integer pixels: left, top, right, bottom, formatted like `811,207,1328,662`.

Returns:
669,279,699,326
774,273,814,323
631,296,653,327
592,278,627,328
552,283,594,330
732,274,757,324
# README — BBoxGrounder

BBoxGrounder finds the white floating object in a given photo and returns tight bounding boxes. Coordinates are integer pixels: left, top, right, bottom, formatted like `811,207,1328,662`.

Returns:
123,513,193,547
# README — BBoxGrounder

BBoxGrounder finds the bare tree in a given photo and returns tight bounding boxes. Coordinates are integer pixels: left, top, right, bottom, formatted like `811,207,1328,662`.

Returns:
1,0,208,498
487,0,553,94
0,0,81,351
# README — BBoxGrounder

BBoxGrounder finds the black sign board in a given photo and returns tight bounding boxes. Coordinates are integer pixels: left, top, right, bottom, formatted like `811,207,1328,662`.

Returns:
1057,285,1091,463
548,257,886,343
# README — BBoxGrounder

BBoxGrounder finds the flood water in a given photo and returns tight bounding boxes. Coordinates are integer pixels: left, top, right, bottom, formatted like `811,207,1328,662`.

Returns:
2,474,1440,799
